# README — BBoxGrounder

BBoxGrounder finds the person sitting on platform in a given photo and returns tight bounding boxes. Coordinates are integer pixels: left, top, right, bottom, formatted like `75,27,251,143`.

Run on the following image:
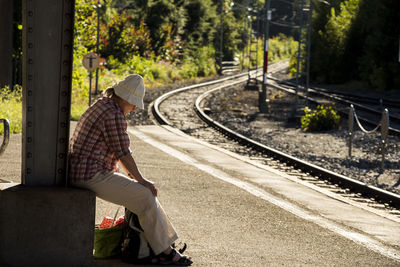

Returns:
68,74,192,266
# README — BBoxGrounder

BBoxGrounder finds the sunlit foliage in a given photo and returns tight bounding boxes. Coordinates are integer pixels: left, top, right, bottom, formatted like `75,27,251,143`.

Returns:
311,0,400,91
301,105,340,132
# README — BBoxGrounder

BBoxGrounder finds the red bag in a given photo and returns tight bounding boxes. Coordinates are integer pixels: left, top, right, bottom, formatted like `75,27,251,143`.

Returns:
98,206,124,229
113,215,125,226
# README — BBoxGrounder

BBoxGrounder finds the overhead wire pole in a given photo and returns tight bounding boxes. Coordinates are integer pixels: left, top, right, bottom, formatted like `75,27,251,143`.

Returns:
247,12,252,80
398,36,400,63
260,0,271,113
294,0,313,115
218,0,224,74
305,1,313,105
241,14,247,70
240,1,249,71
95,0,100,95
247,9,260,85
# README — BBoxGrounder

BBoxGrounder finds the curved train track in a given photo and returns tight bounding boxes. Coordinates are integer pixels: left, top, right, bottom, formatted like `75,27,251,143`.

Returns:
150,62,400,215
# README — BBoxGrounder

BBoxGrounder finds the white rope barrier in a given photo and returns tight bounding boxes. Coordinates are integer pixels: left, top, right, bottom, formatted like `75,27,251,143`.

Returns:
351,105,381,134
348,104,390,172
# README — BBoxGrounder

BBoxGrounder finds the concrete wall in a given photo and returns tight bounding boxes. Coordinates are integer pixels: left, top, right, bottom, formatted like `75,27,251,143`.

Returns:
0,183,96,267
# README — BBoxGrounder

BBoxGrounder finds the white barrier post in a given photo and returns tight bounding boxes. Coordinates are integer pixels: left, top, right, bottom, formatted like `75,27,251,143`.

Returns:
380,109,389,172
348,105,354,158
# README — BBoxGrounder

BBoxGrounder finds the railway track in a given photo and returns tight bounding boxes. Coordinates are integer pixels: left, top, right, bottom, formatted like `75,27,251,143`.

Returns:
151,62,400,217
268,77,400,135
308,85,400,115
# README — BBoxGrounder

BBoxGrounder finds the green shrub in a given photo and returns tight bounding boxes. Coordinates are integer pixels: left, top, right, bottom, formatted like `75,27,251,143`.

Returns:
240,34,298,70
0,85,22,134
301,105,340,132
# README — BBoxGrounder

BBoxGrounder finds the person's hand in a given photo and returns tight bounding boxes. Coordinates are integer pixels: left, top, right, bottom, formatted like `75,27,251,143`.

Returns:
140,179,158,197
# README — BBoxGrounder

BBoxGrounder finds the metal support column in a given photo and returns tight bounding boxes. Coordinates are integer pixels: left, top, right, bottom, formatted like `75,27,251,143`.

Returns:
247,12,260,85
95,0,100,95
22,0,75,186
0,0,14,88
218,0,224,74
260,0,271,113
294,0,312,114
246,15,251,74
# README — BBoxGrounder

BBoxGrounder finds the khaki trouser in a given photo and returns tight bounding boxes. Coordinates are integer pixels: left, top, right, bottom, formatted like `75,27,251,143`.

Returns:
72,171,178,255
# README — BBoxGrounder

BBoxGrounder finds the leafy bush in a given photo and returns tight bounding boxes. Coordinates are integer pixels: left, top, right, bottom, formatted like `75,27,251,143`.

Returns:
268,34,298,63
288,51,299,77
70,45,218,120
74,0,98,49
100,15,153,62
181,46,216,77
240,34,298,70
301,105,340,132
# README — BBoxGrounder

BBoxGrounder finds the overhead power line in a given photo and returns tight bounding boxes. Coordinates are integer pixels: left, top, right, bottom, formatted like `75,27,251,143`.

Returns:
270,21,300,29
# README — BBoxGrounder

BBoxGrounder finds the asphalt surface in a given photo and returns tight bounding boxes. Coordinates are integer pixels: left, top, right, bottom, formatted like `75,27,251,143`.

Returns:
1,123,400,266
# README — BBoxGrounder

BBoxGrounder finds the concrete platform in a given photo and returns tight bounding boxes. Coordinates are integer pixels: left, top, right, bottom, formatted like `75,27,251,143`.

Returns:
1,124,400,266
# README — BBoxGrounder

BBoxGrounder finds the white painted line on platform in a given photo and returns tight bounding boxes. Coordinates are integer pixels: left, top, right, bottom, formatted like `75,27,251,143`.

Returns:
165,125,400,223
129,128,400,262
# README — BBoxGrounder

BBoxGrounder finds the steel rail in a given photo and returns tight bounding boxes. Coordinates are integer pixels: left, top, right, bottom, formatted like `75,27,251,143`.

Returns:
307,87,400,123
150,61,289,125
151,64,400,209
152,71,253,126
194,86,400,209
267,77,400,135
298,84,400,108
151,61,287,125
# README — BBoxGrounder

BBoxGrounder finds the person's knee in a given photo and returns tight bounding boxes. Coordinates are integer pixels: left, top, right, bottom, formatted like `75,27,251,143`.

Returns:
143,188,156,204
138,188,157,213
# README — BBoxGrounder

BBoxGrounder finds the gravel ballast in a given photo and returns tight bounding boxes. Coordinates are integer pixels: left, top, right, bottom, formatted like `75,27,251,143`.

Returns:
205,84,400,195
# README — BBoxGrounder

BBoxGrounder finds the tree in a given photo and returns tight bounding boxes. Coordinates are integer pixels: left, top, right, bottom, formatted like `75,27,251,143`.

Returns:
310,0,400,91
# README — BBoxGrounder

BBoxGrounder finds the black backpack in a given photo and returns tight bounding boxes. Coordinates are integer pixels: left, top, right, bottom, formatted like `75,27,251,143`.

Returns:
120,209,188,264
120,209,156,264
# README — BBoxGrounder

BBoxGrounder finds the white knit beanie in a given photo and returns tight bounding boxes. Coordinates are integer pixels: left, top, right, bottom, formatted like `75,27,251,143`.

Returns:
113,74,145,109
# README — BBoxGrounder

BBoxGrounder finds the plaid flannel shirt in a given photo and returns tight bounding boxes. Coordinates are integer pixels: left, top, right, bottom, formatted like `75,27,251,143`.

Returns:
68,97,131,182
